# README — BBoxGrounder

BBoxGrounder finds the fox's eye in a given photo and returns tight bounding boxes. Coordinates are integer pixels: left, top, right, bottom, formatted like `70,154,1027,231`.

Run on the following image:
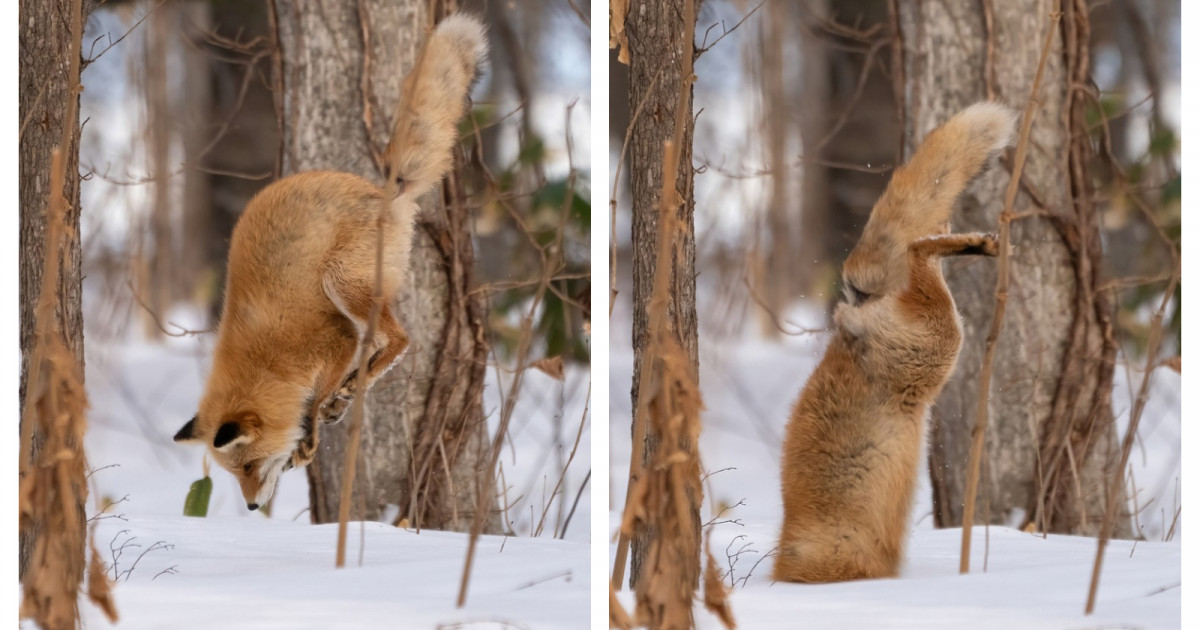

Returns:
845,282,872,306
243,462,253,474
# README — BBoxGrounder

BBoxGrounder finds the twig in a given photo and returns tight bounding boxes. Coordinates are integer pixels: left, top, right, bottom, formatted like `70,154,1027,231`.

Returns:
534,381,590,537
695,1,766,58
557,469,590,540
513,570,572,591
82,0,167,69
960,3,1060,575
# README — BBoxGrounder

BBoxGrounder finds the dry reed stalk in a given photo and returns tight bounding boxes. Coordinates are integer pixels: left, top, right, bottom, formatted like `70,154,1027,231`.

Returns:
619,124,700,628
619,140,703,630
333,20,424,562
334,183,389,568
959,2,1060,574
19,149,91,630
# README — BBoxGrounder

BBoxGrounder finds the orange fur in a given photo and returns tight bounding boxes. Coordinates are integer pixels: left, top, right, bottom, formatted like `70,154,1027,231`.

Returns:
774,103,1015,583
173,15,488,510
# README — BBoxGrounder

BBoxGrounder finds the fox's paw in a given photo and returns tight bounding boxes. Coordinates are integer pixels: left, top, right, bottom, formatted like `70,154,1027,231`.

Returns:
318,374,358,424
966,232,1000,257
292,424,318,468
318,390,353,424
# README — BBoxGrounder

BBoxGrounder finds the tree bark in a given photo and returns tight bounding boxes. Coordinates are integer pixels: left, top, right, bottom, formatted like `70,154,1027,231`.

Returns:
19,0,93,579
626,0,701,588
898,0,1129,536
273,0,497,533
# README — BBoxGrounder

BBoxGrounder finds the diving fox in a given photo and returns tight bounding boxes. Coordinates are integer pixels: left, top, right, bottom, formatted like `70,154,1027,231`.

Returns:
173,14,488,511
774,102,1017,582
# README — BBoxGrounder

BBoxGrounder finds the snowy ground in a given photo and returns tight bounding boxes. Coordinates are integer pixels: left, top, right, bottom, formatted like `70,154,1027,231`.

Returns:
69,304,591,628
611,519,1179,629
608,300,1181,628
80,516,587,629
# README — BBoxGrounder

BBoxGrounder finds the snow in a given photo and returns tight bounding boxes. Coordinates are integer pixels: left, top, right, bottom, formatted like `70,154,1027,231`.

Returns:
607,319,1181,629
612,521,1179,629
77,516,586,629
70,312,590,627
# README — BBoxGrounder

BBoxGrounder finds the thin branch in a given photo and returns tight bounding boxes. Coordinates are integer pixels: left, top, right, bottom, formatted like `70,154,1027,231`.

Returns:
695,1,766,58
960,3,1060,575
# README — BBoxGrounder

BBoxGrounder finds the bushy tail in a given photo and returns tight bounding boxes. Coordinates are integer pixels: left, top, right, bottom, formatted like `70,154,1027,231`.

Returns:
842,102,1016,297
871,102,1017,236
385,13,488,201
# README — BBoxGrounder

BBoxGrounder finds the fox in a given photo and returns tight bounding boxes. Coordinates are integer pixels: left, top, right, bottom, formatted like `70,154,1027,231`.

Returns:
773,102,1018,583
172,14,488,511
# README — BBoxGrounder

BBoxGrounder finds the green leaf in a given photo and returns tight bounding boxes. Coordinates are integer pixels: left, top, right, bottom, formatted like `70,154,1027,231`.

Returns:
183,476,213,517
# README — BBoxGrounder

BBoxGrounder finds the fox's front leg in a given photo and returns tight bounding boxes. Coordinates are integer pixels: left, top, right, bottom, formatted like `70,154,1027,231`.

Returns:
290,414,319,469
316,373,356,424
314,347,390,425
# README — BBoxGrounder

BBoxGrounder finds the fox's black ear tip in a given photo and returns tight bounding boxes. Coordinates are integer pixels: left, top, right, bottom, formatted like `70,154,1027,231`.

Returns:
174,416,198,442
213,421,242,449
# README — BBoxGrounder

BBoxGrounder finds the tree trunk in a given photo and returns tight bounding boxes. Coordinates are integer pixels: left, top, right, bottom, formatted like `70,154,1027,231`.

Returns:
898,0,1129,537
191,0,280,323
625,0,701,588
273,0,497,533
19,0,92,580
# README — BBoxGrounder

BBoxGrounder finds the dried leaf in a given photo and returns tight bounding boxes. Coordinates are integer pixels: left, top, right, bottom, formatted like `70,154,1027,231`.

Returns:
609,0,630,64
704,540,737,628
86,531,119,623
531,356,565,381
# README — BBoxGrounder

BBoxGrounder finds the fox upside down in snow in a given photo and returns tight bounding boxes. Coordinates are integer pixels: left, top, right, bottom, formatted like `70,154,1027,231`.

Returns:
774,102,1018,582
172,15,488,511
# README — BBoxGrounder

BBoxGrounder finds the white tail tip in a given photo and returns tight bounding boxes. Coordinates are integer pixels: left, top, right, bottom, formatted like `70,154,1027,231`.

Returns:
955,101,1019,153
434,13,489,66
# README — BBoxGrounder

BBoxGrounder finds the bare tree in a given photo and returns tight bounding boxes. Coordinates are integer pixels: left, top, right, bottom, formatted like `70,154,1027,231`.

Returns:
623,0,701,589
897,0,1129,536
19,0,95,579
272,0,497,533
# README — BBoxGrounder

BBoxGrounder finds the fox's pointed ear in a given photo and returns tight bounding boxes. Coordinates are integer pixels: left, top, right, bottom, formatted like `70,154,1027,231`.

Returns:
213,421,242,449
174,416,199,443
213,416,257,451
